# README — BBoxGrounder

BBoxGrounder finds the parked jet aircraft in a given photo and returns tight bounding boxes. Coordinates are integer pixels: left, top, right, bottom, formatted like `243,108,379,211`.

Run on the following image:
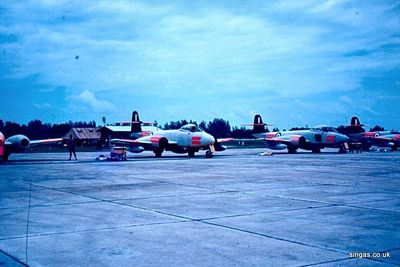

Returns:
347,116,399,151
246,115,349,153
0,131,63,161
111,111,233,157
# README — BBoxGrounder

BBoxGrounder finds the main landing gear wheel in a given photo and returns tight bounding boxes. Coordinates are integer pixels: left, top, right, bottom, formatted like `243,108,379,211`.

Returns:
392,145,398,151
312,148,321,153
205,150,213,158
188,150,195,158
288,147,297,154
154,149,163,158
1,153,9,162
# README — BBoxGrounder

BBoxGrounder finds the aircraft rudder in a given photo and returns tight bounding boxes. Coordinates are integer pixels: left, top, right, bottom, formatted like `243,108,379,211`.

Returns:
131,111,142,133
253,114,265,133
351,116,361,126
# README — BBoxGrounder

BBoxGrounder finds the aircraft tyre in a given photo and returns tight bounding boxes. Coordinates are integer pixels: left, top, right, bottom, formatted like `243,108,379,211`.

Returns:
392,145,398,151
1,153,9,162
362,144,370,151
205,150,213,158
188,150,195,158
287,147,297,154
159,137,168,149
154,149,163,158
312,148,321,153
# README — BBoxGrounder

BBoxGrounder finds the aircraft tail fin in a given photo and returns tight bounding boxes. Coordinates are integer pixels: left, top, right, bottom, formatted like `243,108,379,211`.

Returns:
242,114,272,133
350,116,364,127
253,114,266,133
131,111,142,133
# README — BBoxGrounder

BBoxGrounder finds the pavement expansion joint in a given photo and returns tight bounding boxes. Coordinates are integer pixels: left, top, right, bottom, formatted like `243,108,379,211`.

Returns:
296,257,352,267
297,256,396,267
196,204,336,221
245,191,400,209
0,249,28,267
0,220,188,241
200,220,348,255
107,190,239,202
335,203,400,214
0,200,104,210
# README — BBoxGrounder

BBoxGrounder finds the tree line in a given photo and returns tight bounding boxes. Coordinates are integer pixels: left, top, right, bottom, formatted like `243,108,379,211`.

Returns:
0,118,386,140
162,118,253,138
0,120,96,139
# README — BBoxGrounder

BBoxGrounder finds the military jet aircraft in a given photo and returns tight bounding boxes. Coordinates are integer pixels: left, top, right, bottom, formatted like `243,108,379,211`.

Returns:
0,131,63,161
346,116,399,151
246,114,349,153
111,112,233,158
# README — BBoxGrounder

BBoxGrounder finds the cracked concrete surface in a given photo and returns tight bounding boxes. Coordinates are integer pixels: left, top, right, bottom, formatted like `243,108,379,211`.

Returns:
0,149,399,266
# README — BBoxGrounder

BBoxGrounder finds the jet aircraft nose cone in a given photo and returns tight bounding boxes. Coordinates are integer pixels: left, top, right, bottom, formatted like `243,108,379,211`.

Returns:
339,134,349,142
205,134,215,145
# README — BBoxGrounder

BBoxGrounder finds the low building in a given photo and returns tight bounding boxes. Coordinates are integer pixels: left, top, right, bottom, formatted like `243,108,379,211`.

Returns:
63,127,101,146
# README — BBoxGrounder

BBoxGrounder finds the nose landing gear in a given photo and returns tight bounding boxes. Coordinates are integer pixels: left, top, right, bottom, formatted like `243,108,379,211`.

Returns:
205,145,215,158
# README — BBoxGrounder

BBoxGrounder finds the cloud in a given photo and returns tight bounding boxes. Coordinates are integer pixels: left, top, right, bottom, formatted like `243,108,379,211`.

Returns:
71,90,114,111
339,95,351,104
1,1,397,98
33,102,53,109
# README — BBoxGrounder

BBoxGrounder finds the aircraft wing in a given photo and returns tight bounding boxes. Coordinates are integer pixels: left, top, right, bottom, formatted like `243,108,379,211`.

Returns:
217,138,234,143
111,138,152,145
111,138,178,146
30,138,63,146
374,136,394,141
266,135,302,145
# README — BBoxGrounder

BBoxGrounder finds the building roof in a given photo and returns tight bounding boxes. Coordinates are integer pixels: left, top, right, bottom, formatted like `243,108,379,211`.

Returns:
64,128,101,140
102,125,131,132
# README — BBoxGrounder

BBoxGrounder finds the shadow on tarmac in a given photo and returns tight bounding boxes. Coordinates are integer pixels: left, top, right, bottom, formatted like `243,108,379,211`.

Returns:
0,150,354,166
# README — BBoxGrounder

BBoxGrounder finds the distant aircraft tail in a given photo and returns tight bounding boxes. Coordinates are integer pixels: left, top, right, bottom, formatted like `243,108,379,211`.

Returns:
131,111,142,133
253,114,266,133
242,114,270,133
346,116,365,134
350,116,363,127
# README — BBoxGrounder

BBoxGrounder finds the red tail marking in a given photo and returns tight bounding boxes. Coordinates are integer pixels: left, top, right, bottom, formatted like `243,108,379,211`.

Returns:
361,132,377,138
266,132,279,138
150,136,161,143
290,135,300,143
140,131,152,137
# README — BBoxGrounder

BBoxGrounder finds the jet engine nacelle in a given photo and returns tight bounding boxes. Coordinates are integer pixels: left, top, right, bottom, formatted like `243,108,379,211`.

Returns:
214,143,227,151
170,147,189,154
297,136,310,150
129,146,144,153
5,135,31,153
130,132,141,139
158,137,169,149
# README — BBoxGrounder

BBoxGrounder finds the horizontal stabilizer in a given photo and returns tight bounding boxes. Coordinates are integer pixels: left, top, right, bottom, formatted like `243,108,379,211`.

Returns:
217,138,234,143
115,121,157,125
30,138,63,146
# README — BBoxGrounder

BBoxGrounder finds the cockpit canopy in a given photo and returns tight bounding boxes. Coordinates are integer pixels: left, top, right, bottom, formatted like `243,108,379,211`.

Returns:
313,125,338,133
180,124,204,132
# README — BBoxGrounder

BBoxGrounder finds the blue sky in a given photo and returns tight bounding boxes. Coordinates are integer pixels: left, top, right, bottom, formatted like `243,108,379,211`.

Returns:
1,0,399,130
